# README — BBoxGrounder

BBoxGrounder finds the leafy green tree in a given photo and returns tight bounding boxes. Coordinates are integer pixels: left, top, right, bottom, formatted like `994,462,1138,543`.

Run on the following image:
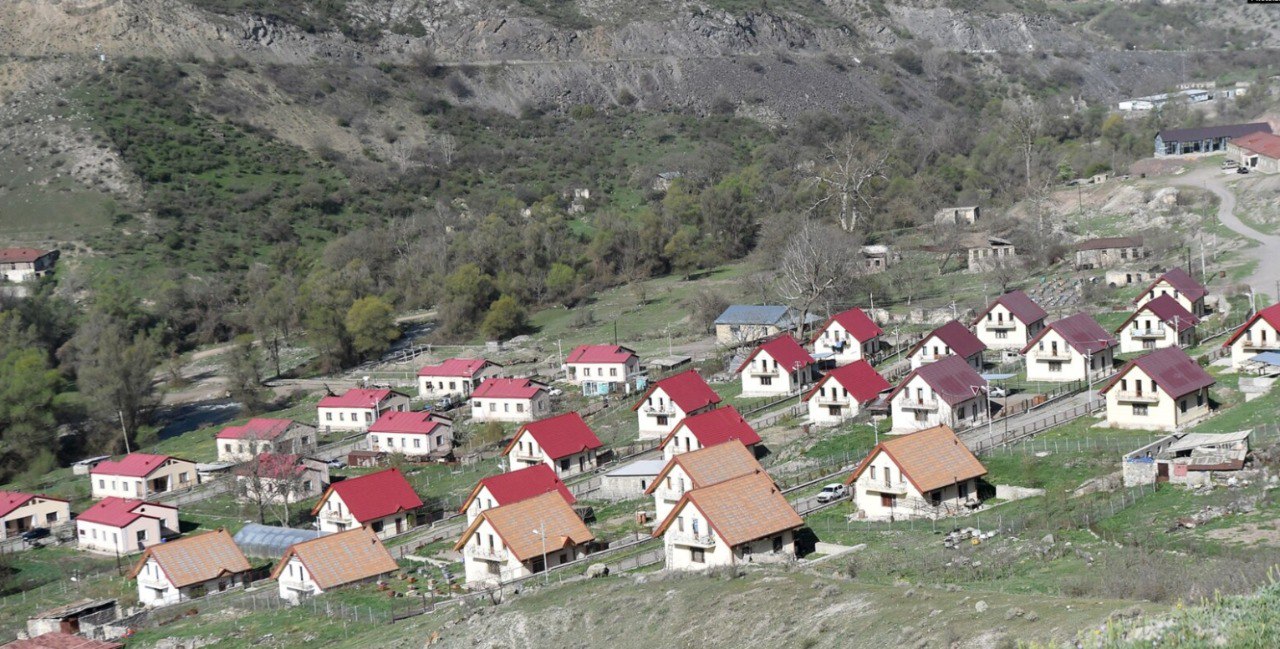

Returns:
480,295,528,341
226,337,268,412
345,296,400,359
300,269,355,373
663,225,704,279
545,263,577,304
441,263,496,335
68,311,162,451
0,346,62,468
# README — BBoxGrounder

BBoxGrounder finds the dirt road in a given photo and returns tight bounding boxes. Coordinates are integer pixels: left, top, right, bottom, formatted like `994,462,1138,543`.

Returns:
1181,167,1280,300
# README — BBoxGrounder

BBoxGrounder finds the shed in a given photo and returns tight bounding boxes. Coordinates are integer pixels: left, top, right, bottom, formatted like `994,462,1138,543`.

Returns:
233,524,328,559
347,450,385,468
25,599,118,637
599,459,667,501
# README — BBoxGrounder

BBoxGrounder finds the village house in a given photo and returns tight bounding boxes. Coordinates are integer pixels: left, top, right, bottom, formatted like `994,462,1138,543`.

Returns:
1116,295,1200,354
23,600,122,645
469,378,552,423
933,206,980,226
272,527,399,603
646,440,765,524
76,497,178,555
0,491,69,540
502,412,603,478
311,468,422,539
90,454,197,500
659,406,761,461
653,471,802,571
1225,303,1280,369
888,355,988,435
1021,313,1118,383
564,344,640,388
810,307,882,366
234,454,329,505
1122,430,1251,487
0,248,58,283
460,464,575,524
632,369,722,440
964,234,1017,272
1228,131,1280,173
1074,237,1147,269
859,245,899,274
803,360,891,426
713,305,818,345
317,388,411,434
454,491,594,587
970,290,1047,355
416,358,500,401
907,320,987,371
1134,268,1207,317
130,529,251,607
1155,122,1272,157
600,459,667,500
367,410,453,459
735,335,816,397
215,418,316,463
846,425,987,521
1100,347,1215,431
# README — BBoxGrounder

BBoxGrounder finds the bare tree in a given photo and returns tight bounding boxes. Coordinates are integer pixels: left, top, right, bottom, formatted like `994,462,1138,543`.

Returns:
807,135,890,232
436,133,457,168
774,221,861,340
1005,99,1044,189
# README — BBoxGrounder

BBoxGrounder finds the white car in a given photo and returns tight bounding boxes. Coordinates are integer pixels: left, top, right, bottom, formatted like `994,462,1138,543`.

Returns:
816,484,848,503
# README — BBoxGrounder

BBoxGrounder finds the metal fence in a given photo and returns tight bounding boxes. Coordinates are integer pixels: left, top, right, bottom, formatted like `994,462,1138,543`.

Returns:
968,399,1107,455
154,477,233,507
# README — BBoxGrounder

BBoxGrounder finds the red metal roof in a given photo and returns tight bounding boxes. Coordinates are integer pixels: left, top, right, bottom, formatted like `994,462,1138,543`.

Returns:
909,320,987,360
0,248,53,264
803,360,891,404
505,412,602,460
318,388,402,409
1100,347,1214,398
735,335,815,374
90,453,181,478
216,418,295,441
416,358,494,378
565,344,638,365
0,491,35,518
888,355,986,406
1118,294,1199,333
661,406,761,450
811,308,882,343
368,411,443,436
631,369,722,413
462,464,575,513
1022,312,1117,355
314,468,422,524
1233,131,1280,159
75,497,171,528
471,377,548,400
1136,268,1206,304
1224,303,1280,347
970,291,1046,327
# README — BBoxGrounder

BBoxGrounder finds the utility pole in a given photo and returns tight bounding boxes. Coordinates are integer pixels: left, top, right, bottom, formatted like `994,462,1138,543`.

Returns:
118,410,131,454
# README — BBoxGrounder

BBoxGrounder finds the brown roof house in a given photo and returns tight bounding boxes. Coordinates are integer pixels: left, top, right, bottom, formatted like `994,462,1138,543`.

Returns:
845,425,987,520
652,471,803,571
645,440,767,524
1100,347,1215,431
129,529,252,607
271,527,399,603
454,491,594,587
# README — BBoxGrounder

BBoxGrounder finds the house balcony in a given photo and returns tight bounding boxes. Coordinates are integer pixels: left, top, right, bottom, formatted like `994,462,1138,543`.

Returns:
319,510,350,523
1113,391,1159,404
1239,339,1278,352
897,398,939,412
642,405,677,417
866,482,908,495
1032,350,1074,362
984,322,1016,332
512,451,543,464
1131,328,1167,340
670,532,716,548
915,353,947,364
656,489,685,503
467,545,509,562
813,394,847,406
748,368,780,378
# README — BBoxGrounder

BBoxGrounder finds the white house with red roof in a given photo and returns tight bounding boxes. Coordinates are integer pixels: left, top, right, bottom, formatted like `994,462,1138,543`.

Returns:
502,412,603,478
317,388,410,434
810,308,882,365
75,497,178,555
234,454,329,505
1224,303,1280,369
632,370,723,440
416,358,499,400
311,468,422,539
469,378,551,423
659,406,760,461
90,454,197,500
1022,313,1118,383
1116,294,1200,354
1135,268,1208,317
736,336,817,397
1101,347,1214,431
889,355,988,434
367,410,453,458
0,248,58,283
970,291,1047,353
461,464,575,524
564,344,640,387
0,491,69,540
907,320,986,371
215,418,317,462
803,361,891,426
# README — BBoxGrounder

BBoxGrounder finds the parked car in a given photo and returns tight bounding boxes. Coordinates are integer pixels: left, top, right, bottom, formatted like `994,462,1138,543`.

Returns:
21,527,50,542
987,386,1008,398
326,458,347,469
816,484,848,503
1222,159,1238,169
1237,166,1250,174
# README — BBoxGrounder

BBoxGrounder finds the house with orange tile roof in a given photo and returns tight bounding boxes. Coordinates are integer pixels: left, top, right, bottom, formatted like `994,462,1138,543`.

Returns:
317,388,411,434
845,425,987,520
75,497,177,555
417,358,500,400
453,491,594,587
645,440,766,524
215,418,317,462
0,248,58,283
3,632,122,649
129,529,252,606
735,336,816,397
501,412,603,478
271,527,399,603
1228,130,1280,174
0,491,69,541
652,471,802,571
89,454,197,500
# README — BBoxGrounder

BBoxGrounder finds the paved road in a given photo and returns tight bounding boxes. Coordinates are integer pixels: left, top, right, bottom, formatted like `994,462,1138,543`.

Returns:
958,384,1104,451
1182,167,1280,300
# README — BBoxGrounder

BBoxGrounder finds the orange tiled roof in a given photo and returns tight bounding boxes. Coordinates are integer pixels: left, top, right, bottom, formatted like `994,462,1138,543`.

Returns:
453,491,593,562
644,440,765,495
654,472,802,547
270,527,398,590
128,529,250,588
845,425,987,494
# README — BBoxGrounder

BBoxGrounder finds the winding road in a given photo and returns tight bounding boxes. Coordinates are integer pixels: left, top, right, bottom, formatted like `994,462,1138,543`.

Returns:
1182,167,1280,300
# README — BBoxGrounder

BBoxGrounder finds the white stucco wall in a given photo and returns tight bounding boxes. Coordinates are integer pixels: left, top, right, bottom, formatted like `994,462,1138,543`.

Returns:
973,305,1039,351
470,394,550,423
812,321,878,366
1105,366,1211,431
1230,319,1279,369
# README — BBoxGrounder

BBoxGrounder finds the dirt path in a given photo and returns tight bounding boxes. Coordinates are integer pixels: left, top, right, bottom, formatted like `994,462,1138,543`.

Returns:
1180,167,1280,300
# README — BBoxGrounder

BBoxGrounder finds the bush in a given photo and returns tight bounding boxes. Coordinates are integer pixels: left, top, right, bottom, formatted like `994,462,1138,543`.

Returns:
891,47,924,75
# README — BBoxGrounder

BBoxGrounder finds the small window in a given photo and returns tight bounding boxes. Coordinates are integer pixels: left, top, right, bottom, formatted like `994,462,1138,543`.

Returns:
691,548,705,563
